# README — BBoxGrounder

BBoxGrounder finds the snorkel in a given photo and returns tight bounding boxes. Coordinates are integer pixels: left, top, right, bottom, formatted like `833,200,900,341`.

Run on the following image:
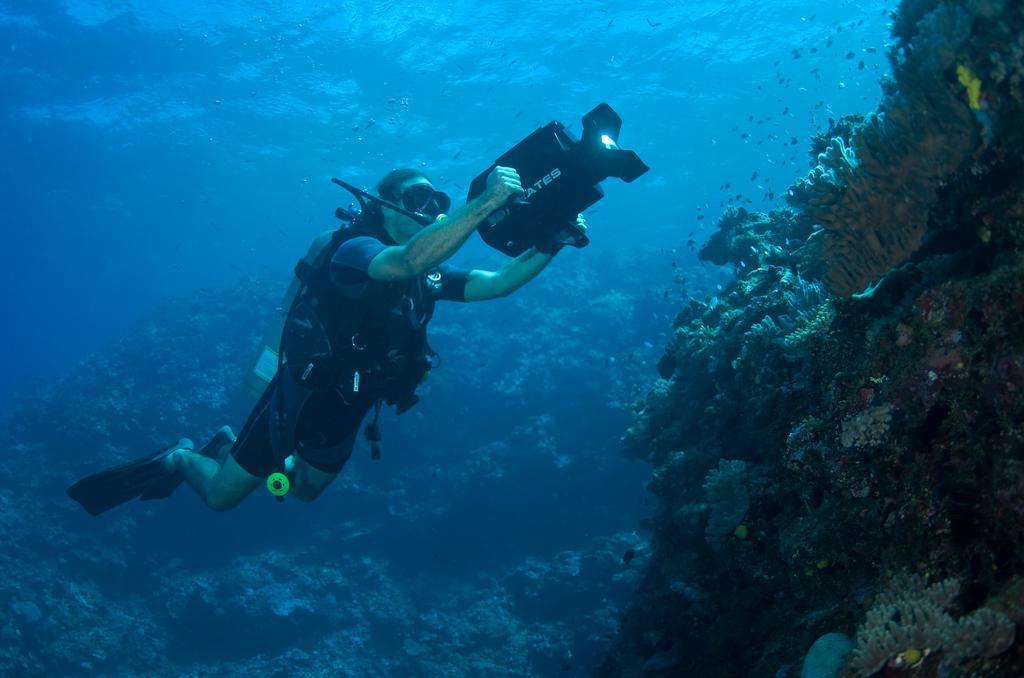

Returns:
331,177,439,226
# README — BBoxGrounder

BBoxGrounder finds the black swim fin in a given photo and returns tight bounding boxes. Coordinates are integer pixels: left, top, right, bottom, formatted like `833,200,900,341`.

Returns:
67,438,192,516
139,426,236,502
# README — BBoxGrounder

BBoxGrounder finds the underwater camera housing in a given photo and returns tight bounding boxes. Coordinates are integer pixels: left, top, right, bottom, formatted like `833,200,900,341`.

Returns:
467,102,648,257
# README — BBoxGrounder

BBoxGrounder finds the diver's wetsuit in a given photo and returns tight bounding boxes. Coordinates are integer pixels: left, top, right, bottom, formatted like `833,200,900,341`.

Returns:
230,235,470,477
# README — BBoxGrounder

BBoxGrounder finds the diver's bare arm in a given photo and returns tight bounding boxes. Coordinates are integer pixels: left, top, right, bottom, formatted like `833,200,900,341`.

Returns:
464,248,554,301
403,201,490,272
368,197,498,280
463,213,586,301
368,167,524,280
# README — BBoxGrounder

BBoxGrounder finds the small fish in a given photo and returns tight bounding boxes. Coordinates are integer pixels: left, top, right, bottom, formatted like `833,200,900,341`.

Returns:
622,548,636,565
646,18,662,27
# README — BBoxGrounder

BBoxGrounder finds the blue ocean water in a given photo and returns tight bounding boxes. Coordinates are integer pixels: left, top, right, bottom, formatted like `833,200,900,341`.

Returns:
1,0,891,403
0,1,895,675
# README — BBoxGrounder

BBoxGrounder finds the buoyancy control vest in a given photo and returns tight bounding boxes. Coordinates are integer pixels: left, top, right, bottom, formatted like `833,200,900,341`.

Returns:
275,225,441,459
281,227,439,413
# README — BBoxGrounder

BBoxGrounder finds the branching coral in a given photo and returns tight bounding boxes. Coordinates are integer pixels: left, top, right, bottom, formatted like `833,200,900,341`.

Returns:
739,274,834,360
699,208,782,269
847,572,1016,675
778,278,835,349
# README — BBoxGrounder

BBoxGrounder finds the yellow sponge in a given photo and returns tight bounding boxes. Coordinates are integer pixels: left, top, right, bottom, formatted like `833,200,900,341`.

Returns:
957,64,983,110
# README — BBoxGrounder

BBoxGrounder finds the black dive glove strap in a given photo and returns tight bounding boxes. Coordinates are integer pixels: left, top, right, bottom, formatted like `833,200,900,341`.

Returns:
535,216,589,255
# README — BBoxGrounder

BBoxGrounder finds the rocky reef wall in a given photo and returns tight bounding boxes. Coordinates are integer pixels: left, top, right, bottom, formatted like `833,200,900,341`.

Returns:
603,1,1024,676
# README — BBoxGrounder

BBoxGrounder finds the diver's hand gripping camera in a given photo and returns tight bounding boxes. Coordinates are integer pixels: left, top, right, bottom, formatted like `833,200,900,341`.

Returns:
331,103,647,255
467,102,649,256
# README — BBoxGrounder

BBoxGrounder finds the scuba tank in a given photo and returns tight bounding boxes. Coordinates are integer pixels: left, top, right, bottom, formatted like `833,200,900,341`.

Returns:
245,345,280,400
245,308,287,400
244,235,331,400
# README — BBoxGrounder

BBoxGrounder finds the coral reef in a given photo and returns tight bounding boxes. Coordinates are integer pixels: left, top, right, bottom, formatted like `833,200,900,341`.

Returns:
785,0,1024,296
838,404,893,449
848,572,1015,675
698,207,810,271
603,2,1024,676
702,460,749,549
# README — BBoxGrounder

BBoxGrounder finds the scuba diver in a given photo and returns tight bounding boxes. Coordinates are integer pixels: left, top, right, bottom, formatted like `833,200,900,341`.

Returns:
68,166,586,514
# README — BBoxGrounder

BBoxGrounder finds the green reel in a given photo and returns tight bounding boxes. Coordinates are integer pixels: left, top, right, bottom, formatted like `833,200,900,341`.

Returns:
267,472,290,500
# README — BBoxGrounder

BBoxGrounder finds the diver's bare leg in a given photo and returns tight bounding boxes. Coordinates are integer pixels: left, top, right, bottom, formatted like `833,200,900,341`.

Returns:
168,450,262,511
288,454,339,502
